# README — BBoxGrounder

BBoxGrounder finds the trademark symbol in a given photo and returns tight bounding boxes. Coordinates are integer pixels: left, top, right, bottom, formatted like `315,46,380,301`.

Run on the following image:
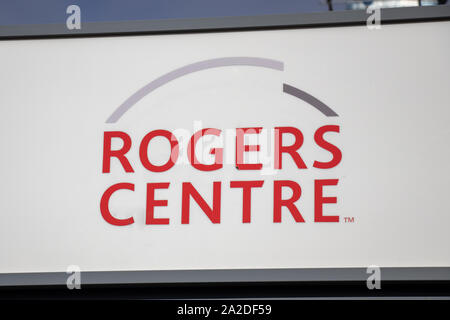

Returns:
344,217,355,223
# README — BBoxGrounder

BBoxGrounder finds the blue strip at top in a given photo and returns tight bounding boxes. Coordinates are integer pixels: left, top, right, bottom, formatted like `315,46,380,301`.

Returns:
0,0,438,26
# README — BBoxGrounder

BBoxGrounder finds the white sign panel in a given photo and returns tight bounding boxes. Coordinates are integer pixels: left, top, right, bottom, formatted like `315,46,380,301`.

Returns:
0,21,449,274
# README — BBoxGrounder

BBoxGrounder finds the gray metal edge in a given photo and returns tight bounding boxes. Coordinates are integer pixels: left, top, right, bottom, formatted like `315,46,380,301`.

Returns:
0,5,449,39
0,267,449,286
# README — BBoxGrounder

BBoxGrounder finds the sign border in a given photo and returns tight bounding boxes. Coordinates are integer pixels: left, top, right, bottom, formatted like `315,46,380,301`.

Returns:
1,267,450,286
0,6,449,39
0,5,449,286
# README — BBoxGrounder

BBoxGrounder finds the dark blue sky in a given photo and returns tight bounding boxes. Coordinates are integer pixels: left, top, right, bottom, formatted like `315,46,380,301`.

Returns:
0,0,346,25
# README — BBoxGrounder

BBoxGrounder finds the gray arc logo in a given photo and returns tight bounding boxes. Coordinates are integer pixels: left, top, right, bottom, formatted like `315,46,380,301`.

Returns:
105,57,339,123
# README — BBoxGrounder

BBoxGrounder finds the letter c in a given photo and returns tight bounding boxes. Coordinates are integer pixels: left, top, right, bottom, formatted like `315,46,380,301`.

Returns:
100,183,135,226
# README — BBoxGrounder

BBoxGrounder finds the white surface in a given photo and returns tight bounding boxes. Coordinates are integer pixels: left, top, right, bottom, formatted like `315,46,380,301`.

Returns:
0,21,449,273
